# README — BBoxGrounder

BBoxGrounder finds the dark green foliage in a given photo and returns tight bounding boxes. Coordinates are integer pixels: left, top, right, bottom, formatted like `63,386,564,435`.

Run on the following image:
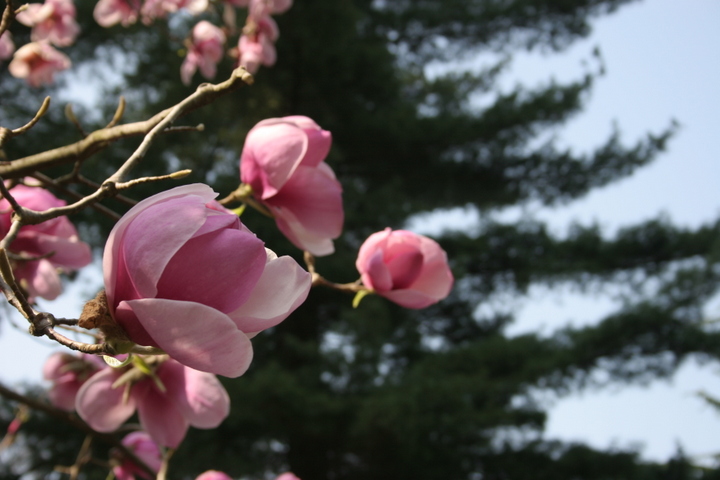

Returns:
1,0,719,479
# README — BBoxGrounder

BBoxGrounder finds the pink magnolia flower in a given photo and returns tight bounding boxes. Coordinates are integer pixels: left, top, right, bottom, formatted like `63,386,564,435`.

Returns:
181,21,226,85
8,42,71,87
77,357,230,447
103,184,311,377
16,0,79,47
276,473,301,480
196,471,233,480
0,181,91,300
113,431,162,480
93,0,140,27
240,116,343,256
0,31,15,62
43,352,103,411
140,0,207,24
237,14,278,74
356,228,453,309
249,0,292,17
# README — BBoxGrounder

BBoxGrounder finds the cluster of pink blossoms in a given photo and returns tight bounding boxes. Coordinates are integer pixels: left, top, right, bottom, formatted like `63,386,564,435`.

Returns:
113,430,301,480
4,0,78,86
12,111,453,474
0,181,92,300
44,352,231,448
236,0,291,74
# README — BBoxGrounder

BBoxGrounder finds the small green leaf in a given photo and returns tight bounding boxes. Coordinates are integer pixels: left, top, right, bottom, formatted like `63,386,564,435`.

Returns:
232,204,246,217
352,289,373,308
103,355,133,368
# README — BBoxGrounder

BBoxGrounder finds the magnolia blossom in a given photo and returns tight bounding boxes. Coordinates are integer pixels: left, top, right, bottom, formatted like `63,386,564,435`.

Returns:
196,472,233,480
8,42,71,87
356,228,453,309
0,31,15,62
237,14,278,74
276,474,301,480
103,184,311,377
93,0,140,27
181,21,226,85
16,0,80,47
240,116,343,256
0,181,91,300
140,0,207,24
196,472,300,480
249,0,292,17
77,357,230,447
113,431,162,480
43,353,103,411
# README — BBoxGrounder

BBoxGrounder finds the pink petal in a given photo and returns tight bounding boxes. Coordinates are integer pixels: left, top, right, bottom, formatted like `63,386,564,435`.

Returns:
240,122,308,198
42,352,73,380
266,165,343,256
196,472,233,480
159,360,230,428
133,379,189,448
14,258,62,300
120,298,254,377
76,368,137,432
155,226,266,314
104,184,217,308
16,230,91,268
356,228,391,273
228,248,311,333
48,378,82,411
363,249,391,292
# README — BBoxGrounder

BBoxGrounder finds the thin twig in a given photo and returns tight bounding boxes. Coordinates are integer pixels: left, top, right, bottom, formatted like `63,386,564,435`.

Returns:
303,251,365,292
65,104,87,138
0,248,36,319
104,96,126,129
218,183,274,218
0,383,156,478
76,175,137,206
0,67,254,179
0,0,14,38
30,172,123,221
0,97,51,148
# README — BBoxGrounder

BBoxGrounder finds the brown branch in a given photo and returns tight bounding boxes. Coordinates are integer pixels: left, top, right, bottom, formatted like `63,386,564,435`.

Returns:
0,383,156,478
104,96,126,129
303,251,365,292
29,172,122,221
0,67,254,180
0,97,51,148
0,0,14,41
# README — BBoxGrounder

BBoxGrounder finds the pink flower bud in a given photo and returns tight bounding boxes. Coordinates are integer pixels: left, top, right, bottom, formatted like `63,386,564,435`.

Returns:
0,181,91,300
139,0,207,24
43,352,103,411
276,473,301,480
113,431,163,480
77,357,230,447
16,0,80,47
0,31,15,62
93,0,140,27
181,21,226,85
238,14,278,73
249,0,292,17
103,184,311,377
8,42,71,87
356,228,454,309
240,116,344,256
196,471,233,480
